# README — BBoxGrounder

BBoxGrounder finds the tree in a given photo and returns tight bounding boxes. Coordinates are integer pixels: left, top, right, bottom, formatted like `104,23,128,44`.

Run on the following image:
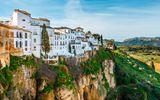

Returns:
150,58,155,71
93,34,100,43
86,31,91,34
68,43,72,53
100,35,103,46
74,48,76,56
41,24,50,58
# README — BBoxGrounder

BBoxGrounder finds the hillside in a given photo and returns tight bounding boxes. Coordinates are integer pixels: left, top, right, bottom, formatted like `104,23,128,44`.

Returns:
118,46,160,72
116,37,160,46
0,48,160,100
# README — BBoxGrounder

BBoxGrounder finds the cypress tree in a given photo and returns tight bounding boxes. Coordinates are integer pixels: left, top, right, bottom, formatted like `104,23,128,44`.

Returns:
74,48,76,56
100,35,103,46
151,61,155,71
150,58,155,71
68,43,72,53
41,24,50,57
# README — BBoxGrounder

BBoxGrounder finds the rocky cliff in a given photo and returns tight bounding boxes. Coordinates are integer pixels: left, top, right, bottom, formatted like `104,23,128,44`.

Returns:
0,65,36,100
0,52,116,100
1,48,160,100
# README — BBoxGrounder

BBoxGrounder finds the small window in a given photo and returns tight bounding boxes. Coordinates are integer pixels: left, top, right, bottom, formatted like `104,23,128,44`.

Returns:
25,41,27,46
22,19,25,21
16,41,18,47
25,48,27,51
25,33,27,38
16,32,18,38
34,39,36,43
19,32,22,38
34,46,36,51
19,41,22,48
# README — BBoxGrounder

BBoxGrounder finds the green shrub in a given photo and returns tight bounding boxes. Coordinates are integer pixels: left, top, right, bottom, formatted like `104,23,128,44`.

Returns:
42,84,54,93
83,48,113,75
0,67,12,85
9,55,37,71
55,70,75,89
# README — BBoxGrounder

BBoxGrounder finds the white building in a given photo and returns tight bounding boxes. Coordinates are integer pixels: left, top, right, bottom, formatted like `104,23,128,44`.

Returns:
11,26,32,55
11,9,54,58
3,9,101,64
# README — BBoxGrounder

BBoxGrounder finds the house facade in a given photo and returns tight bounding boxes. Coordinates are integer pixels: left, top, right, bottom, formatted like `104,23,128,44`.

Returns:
0,9,101,65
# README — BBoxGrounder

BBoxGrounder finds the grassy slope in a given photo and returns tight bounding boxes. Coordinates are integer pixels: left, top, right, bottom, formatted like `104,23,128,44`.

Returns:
130,54,160,72
118,46,160,72
108,50,160,100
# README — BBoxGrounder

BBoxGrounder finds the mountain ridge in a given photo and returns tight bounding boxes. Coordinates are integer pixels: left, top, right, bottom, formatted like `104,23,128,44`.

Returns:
116,37,160,47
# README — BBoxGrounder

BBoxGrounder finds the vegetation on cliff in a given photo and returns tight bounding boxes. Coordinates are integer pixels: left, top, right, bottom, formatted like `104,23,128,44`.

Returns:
0,55,37,86
107,50,160,99
1,47,160,100
82,48,113,75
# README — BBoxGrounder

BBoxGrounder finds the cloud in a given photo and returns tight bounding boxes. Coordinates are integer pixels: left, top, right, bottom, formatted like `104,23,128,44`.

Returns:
0,0,159,41
52,0,160,41
54,0,111,34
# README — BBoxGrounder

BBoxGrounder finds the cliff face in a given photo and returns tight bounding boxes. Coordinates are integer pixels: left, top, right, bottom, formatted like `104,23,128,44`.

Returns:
0,59,115,100
39,60,116,100
0,65,36,100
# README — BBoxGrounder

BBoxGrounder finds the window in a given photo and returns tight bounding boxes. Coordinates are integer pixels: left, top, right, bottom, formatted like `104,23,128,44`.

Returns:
16,41,18,47
33,32,37,35
25,41,27,46
25,33,27,38
16,32,18,38
25,48,27,51
34,46,36,51
60,41,62,45
20,32,22,38
34,39,36,43
19,41,22,48
22,19,26,21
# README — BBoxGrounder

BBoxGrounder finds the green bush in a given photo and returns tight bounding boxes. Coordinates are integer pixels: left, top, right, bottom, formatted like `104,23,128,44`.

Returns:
0,67,12,85
50,65,75,90
55,70,75,89
42,84,54,93
9,55,37,71
83,48,113,75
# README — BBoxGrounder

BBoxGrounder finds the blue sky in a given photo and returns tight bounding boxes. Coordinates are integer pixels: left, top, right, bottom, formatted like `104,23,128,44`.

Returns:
0,0,160,41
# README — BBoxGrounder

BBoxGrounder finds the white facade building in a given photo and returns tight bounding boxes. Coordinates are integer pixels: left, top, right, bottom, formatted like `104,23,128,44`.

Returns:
4,9,101,63
12,27,32,55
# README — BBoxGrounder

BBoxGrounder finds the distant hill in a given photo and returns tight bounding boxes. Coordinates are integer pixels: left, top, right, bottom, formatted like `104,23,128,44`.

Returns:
116,37,160,47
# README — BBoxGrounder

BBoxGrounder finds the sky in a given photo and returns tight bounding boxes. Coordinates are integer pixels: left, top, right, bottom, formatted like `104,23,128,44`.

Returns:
0,0,160,41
